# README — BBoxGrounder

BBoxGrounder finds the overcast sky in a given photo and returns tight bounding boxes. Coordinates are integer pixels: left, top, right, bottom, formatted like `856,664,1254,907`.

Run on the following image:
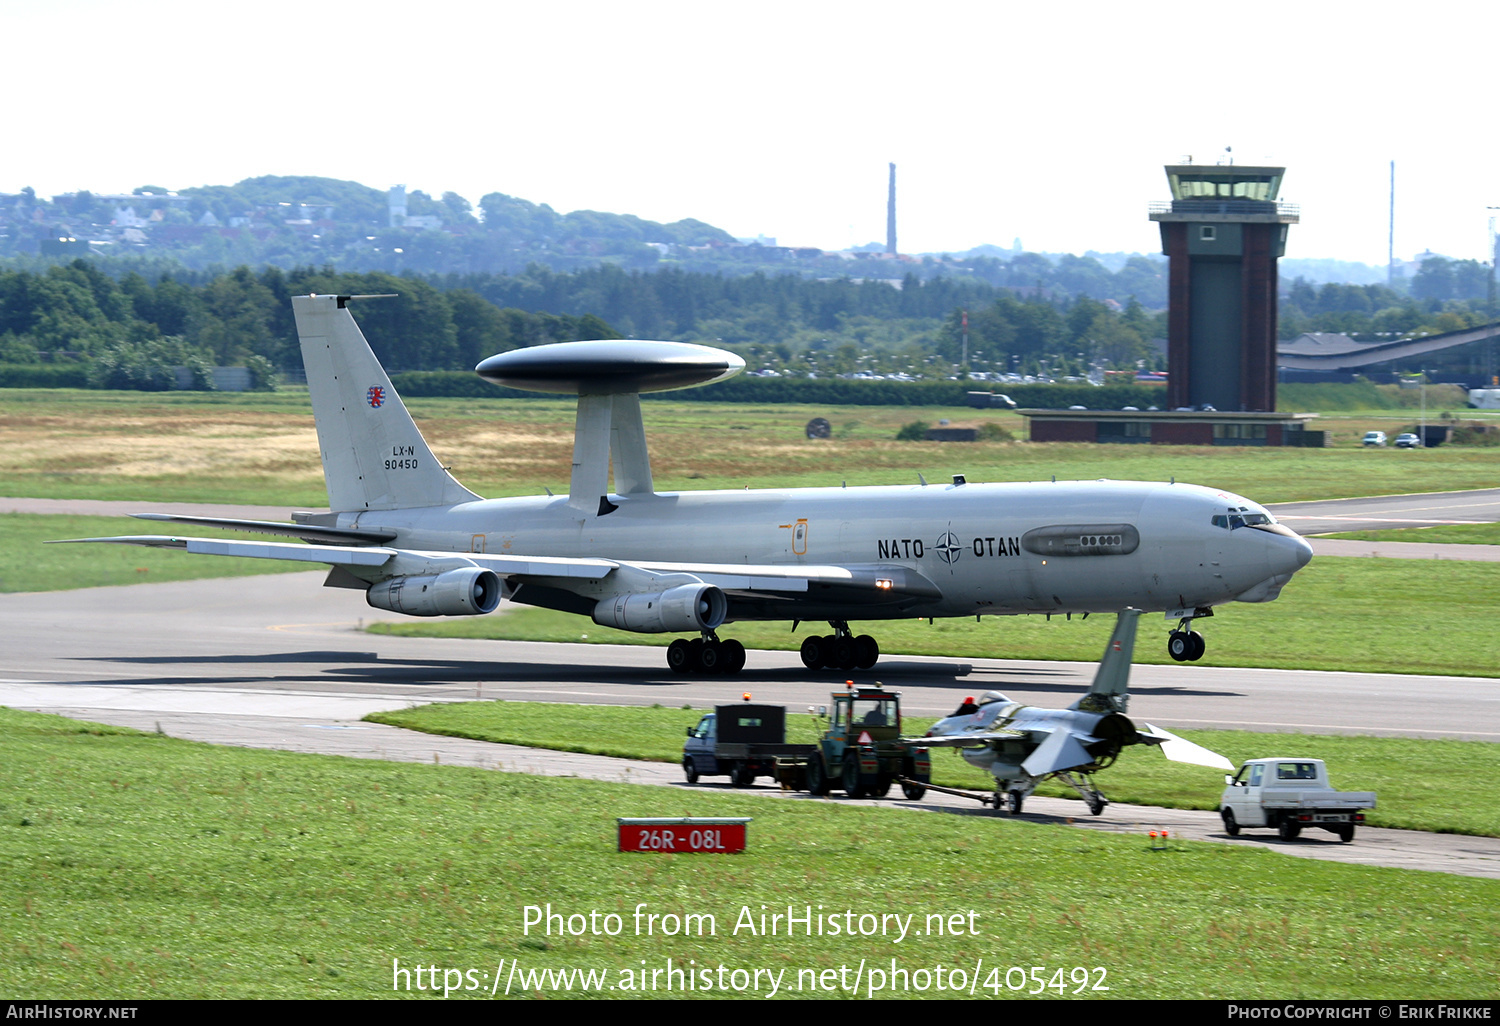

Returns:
6,0,1497,266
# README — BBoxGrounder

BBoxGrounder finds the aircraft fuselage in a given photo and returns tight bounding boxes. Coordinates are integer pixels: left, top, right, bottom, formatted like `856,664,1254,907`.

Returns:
333,478,1310,622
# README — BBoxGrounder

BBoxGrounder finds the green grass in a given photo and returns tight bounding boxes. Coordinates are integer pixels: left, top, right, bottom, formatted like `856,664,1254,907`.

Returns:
2,706,1495,999
0,513,309,593
1325,522,1500,545
3,387,1499,506
368,555,1500,678
367,702,1500,837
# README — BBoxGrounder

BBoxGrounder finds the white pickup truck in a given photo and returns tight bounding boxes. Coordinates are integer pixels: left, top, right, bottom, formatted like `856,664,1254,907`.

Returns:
1220,758,1376,842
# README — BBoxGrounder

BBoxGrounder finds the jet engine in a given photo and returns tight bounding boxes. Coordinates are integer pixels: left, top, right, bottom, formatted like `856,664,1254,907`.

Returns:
592,584,727,634
366,568,502,617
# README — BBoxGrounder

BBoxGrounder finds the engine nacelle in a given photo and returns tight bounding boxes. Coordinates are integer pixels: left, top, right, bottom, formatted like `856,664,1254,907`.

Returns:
592,584,727,634
366,568,502,617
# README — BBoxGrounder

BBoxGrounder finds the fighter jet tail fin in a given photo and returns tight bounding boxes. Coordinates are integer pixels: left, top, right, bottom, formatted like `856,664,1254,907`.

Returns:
292,294,481,513
1069,608,1139,713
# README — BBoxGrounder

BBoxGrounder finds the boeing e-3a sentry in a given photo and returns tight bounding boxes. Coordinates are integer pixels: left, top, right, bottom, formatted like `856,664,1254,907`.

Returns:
66,294,1312,675
912,608,1234,816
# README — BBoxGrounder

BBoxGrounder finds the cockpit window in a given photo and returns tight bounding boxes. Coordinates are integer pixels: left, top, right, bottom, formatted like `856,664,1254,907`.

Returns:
1213,509,1276,530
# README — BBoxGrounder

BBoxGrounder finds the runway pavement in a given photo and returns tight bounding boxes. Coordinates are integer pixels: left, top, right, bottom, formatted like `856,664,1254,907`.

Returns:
4,572,1499,880
1269,488,1500,534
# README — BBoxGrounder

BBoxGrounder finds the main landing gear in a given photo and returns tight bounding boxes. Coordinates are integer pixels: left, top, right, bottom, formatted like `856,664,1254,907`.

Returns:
1167,608,1211,662
667,632,747,675
799,621,879,671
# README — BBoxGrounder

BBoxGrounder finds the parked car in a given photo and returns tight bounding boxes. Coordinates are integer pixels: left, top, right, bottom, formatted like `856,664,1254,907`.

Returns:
1362,431,1387,447
1394,433,1420,448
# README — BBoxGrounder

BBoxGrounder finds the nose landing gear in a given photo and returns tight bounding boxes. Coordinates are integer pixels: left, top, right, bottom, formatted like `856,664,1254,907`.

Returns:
1167,607,1212,661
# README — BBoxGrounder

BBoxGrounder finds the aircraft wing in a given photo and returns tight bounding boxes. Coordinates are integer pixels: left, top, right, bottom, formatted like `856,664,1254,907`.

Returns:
50,535,619,578
1020,727,1097,777
906,729,1025,748
50,533,926,596
1139,723,1234,771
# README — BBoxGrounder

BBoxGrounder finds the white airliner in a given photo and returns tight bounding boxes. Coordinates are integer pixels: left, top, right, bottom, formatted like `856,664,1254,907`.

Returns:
68,294,1313,675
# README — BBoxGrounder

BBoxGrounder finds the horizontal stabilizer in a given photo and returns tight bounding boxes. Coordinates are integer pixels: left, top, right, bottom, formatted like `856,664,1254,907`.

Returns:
130,513,396,545
1140,723,1234,771
1021,728,1095,777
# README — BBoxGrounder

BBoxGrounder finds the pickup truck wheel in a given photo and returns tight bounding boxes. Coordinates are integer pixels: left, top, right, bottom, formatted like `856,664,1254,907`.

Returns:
1336,824,1355,843
842,753,865,798
1221,808,1240,836
806,753,831,796
682,757,699,784
1277,818,1302,841
731,762,755,787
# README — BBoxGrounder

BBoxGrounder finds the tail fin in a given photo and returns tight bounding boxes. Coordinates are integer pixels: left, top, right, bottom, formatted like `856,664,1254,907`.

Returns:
1070,608,1139,713
292,294,481,512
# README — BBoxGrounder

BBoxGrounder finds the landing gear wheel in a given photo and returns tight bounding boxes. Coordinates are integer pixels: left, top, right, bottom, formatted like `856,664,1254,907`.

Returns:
682,757,699,785
667,638,694,674
1086,794,1106,816
719,639,746,674
830,636,857,671
842,752,866,798
1336,824,1355,843
806,753,831,795
1221,808,1240,836
1278,818,1302,841
731,762,755,788
1168,631,1191,662
800,636,823,670
854,635,879,669
901,779,928,800
1007,789,1025,815
698,640,720,673
1187,631,1206,661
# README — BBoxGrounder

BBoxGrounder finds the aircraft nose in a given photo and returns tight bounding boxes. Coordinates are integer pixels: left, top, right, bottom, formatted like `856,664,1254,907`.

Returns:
1267,531,1313,575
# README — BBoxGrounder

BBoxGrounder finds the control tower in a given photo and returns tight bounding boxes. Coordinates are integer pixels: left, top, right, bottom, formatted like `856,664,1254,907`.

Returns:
1150,164,1298,411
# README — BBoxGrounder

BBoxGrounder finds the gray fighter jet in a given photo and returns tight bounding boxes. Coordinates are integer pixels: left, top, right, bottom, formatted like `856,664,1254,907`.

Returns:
915,609,1233,815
